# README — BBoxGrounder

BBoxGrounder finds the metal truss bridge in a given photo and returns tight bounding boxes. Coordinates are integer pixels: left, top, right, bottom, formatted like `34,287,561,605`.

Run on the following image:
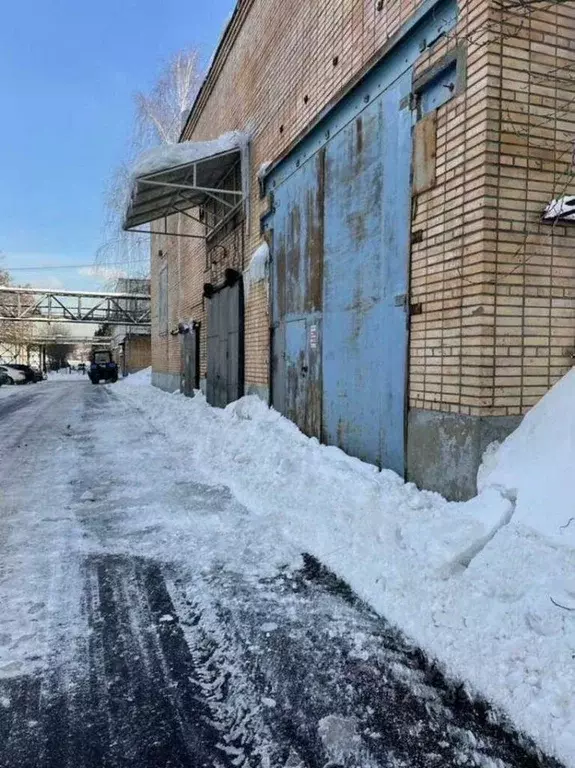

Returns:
0,286,151,326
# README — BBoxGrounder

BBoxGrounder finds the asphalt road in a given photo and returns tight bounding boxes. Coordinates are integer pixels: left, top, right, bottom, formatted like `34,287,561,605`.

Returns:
0,381,565,768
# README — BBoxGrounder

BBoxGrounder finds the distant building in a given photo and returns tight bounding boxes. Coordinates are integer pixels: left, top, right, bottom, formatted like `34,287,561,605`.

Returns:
125,0,575,500
110,278,151,376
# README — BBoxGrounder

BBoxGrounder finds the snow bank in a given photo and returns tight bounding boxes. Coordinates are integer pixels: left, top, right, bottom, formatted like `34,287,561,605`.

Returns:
257,161,272,180
47,371,88,382
479,367,575,548
116,377,575,765
121,366,152,387
131,131,249,179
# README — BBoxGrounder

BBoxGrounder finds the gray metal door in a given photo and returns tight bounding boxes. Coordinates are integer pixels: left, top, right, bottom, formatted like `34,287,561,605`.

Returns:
207,282,244,407
180,325,199,398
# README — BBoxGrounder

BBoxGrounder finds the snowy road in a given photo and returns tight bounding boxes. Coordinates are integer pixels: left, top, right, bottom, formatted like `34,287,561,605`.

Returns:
0,381,564,767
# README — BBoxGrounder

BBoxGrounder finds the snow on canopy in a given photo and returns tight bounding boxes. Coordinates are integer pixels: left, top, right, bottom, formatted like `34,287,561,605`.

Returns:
130,130,249,180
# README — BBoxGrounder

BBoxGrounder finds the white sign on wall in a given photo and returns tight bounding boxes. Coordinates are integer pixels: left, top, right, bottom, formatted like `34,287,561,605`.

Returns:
309,325,318,350
542,196,575,222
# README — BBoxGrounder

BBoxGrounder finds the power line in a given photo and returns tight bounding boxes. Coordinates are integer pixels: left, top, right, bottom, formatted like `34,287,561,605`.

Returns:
5,261,149,271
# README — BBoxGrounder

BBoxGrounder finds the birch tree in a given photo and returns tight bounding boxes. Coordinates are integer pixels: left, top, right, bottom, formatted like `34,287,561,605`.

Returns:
97,49,203,283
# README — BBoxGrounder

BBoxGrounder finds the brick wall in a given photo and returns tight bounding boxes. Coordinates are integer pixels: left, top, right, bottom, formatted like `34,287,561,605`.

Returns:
153,0,448,391
125,336,151,374
410,0,575,417
151,0,575,417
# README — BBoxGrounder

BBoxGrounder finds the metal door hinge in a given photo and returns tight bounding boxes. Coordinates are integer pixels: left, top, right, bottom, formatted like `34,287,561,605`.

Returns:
394,293,408,308
400,95,411,111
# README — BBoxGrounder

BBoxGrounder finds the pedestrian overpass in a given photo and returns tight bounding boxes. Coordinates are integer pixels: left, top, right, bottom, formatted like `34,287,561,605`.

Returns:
0,284,150,367
0,286,151,326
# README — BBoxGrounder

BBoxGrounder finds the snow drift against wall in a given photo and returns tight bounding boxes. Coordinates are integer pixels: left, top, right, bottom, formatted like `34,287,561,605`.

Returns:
116,370,575,765
479,366,575,549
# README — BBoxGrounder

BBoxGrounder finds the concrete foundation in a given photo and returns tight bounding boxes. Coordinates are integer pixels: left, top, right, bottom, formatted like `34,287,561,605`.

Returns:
152,370,180,394
407,409,522,501
245,383,269,403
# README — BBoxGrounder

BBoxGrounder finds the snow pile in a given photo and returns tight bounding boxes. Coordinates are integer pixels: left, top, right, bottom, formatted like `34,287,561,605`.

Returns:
479,367,575,549
47,370,88,382
121,366,152,387
131,131,249,180
257,161,272,180
243,243,269,301
116,376,575,765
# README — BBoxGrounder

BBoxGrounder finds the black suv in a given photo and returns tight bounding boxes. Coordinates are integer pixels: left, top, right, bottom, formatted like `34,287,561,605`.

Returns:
89,350,118,384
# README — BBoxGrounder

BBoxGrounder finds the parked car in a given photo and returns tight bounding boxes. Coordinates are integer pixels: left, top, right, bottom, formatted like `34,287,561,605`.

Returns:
89,350,118,384
8,364,42,383
0,369,10,386
0,365,27,384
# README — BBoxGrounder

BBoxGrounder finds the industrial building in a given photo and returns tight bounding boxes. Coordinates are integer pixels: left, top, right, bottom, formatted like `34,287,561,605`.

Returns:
125,0,575,499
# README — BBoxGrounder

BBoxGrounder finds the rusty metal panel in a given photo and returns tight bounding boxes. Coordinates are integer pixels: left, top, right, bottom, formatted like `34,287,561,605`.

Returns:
206,282,244,408
283,316,322,438
263,0,459,473
322,69,412,474
412,112,437,195
272,151,325,322
269,152,324,438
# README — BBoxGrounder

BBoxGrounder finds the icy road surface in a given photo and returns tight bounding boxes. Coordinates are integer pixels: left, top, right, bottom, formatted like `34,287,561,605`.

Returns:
0,381,563,767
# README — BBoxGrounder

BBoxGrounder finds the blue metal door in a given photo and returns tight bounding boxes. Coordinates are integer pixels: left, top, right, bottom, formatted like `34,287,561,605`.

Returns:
270,151,324,438
265,0,458,473
322,70,412,474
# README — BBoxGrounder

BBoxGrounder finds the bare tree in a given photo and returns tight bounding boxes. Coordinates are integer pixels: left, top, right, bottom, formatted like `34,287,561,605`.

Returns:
0,255,38,362
96,49,203,284
133,50,202,148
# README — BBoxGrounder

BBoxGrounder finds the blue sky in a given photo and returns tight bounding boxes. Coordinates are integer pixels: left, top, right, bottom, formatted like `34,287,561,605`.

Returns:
0,0,235,292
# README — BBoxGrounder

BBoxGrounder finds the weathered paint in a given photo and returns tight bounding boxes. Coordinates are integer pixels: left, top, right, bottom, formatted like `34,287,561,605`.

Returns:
322,70,412,473
270,151,325,438
412,112,437,195
283,316,322,437
416,59,459,118
412,55,461,195
264,0,458,473
206,282,244,408
264,0,458,191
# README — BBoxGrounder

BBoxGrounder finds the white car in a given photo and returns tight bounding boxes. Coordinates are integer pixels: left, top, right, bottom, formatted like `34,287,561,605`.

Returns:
0,365,26,384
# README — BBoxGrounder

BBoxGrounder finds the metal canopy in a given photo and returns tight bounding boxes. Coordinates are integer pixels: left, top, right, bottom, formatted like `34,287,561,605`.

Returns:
124,147,243,236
